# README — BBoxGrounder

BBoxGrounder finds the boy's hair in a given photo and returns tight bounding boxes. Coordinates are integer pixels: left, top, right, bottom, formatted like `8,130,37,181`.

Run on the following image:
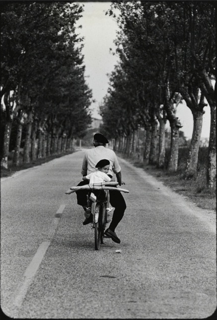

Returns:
95,159,110,168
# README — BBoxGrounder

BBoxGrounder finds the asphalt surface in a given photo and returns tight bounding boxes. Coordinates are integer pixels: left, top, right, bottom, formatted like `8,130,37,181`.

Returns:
1,149,216,318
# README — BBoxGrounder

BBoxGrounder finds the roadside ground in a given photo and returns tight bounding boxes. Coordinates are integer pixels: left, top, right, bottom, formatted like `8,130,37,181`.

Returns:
117,153,216,212
0,151,74,178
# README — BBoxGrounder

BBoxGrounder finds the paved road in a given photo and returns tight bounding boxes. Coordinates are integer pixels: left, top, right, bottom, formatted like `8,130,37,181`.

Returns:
1,150,216,318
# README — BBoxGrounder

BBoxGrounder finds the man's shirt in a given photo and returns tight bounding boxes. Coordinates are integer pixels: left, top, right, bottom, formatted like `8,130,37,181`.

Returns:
81,146,121,178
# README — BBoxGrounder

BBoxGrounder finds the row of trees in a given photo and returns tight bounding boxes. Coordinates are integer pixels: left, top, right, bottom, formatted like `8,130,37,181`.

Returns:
1,2,92,168
100,1,216,189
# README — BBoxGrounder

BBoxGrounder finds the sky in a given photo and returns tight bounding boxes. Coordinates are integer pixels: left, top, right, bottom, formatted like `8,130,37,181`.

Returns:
77,2,211,140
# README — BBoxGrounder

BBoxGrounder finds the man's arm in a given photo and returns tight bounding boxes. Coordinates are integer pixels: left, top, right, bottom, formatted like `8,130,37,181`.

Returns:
112,152,121,174
81,154,88,176
116,171,123,186
112,151,124,185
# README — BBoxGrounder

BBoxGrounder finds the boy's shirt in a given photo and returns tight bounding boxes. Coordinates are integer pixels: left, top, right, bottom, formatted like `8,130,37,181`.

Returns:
86,170,111,187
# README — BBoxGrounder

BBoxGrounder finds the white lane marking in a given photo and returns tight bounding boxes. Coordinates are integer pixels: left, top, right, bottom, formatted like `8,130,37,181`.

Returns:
13,241,50,308
13,204,66,308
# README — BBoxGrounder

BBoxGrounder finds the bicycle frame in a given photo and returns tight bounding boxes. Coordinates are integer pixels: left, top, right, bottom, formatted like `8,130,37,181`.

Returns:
87,190,109,250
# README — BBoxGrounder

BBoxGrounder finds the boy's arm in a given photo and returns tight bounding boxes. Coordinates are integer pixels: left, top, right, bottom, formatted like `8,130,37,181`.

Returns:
83,173,91,180
105,174,111,182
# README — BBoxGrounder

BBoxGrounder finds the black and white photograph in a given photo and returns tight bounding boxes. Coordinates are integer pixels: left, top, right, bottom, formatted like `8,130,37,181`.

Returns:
1,0,216,318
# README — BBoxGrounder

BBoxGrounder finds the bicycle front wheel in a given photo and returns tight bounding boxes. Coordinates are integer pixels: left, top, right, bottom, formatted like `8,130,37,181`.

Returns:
94,204,101,250
94,221,101,250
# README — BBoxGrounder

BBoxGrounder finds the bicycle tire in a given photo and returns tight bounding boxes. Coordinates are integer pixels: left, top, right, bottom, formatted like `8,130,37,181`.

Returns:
99,203,107,244
94,221,101,250
94,204,101,250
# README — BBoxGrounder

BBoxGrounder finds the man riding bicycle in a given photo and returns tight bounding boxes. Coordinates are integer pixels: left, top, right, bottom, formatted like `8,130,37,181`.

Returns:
76,132,127,244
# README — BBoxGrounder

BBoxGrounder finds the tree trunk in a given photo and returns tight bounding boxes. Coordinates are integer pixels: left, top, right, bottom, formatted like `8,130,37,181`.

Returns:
51,127,56,154
149,120,158,165
113,138,117,152
134,129,141,160
23,111,33,164
206,103,216,189
54,130,60,154
47,133,51,156
130,131,135,154
117,137,120,152
61,137,64,152
65,138,68,151
124,135,129,155
56,128,62,154
119,136,124,152
128,134,132,155
134,129,139,153
195,68,216,189
179,84,208,179
123,136,126,154
128,133,133,155
143,127,151,165
168,121,180,172
63,138,67,152
1,121,12,169
163,83,183,172
58,137,62,153
67,138,71,151
116,137,120,152
122,136,126,153
38,130,43,158
185,110,204,178
31,121,37,161
13,122,23,166
157,118,166,168
72,138,76,150
42,133,47,158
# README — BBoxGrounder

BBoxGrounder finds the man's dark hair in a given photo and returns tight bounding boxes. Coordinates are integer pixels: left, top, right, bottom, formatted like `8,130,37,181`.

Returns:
94,133,108,144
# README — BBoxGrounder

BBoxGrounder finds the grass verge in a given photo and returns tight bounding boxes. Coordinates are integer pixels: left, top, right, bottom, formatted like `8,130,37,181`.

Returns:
118,153,216,212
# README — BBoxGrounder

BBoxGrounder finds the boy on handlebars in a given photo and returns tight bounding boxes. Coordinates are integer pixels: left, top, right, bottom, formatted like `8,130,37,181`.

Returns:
82,159,112,224
83,159,111,187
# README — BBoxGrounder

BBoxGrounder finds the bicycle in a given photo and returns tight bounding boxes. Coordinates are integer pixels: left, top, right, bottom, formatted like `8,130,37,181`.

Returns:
66,182,129,250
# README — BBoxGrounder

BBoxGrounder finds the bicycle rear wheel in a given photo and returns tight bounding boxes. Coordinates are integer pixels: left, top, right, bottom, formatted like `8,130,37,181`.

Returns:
99,202,107,244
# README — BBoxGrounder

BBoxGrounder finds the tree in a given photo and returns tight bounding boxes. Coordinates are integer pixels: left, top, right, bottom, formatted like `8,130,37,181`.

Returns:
1,2,92,167
104,0,215,181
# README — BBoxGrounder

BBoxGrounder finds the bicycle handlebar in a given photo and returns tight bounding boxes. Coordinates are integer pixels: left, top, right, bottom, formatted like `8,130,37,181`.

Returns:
65,183,129,194
88,181,119,186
